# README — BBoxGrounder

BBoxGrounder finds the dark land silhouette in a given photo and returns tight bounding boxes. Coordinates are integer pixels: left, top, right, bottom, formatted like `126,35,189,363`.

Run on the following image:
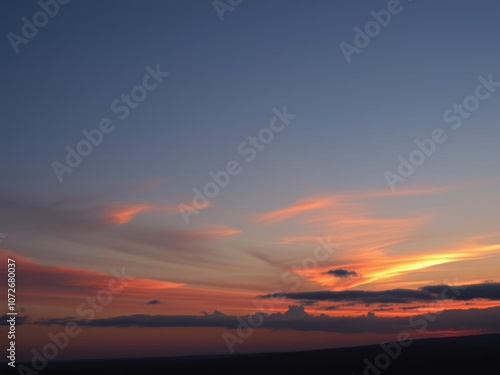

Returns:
5,333,499,375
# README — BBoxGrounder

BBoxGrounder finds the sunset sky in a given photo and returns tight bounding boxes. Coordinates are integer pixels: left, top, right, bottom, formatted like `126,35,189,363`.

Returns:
1,0,500,361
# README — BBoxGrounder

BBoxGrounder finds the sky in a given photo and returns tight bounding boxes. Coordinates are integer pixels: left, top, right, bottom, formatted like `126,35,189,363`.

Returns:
1,0,500,363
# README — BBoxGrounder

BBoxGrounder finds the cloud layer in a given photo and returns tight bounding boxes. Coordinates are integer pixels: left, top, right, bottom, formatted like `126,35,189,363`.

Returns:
259,282,500,304
34,305,500,335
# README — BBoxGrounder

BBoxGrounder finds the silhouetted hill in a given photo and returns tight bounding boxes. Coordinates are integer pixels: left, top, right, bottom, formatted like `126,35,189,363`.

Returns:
5,333,500,374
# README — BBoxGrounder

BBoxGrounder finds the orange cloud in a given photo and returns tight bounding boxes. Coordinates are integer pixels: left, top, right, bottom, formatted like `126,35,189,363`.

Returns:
255,197,333,223
104,202,212,224
105,204,156,224
261,187,494,291
0,249,185,318
191,225,241,239
0,249,268,318
299,239,500,291
253,186,450,225
0,250,183,292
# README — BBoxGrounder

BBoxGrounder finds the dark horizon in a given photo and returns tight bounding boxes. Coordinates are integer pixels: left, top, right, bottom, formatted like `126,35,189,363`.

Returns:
5,334,500,374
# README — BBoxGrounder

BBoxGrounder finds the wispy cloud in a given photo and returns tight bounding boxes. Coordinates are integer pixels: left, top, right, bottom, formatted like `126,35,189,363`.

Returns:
0,250,183,306
103,202,213,224
254,186,450,225
254,197,333,223
104,203,158,224
190,224,241,238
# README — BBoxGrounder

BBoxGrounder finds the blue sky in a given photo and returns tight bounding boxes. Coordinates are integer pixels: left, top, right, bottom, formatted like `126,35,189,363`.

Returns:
2,0,500,202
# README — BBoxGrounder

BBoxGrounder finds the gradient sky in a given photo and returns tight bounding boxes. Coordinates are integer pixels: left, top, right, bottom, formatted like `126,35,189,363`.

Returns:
1,0,500,361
